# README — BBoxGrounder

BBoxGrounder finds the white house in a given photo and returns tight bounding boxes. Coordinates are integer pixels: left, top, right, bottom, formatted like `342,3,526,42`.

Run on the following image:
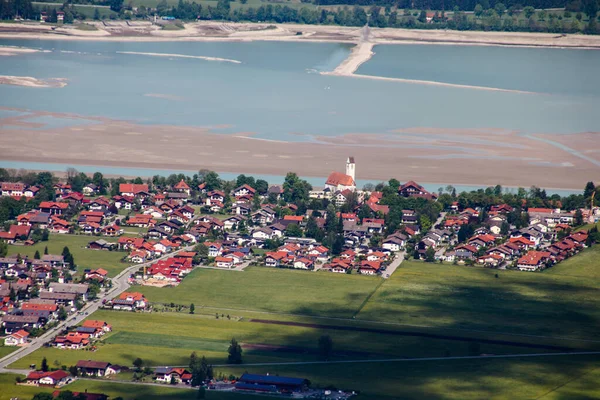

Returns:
4,329,29,346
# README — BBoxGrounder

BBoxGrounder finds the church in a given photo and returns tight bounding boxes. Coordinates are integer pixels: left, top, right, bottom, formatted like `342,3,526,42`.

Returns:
325,157,356,192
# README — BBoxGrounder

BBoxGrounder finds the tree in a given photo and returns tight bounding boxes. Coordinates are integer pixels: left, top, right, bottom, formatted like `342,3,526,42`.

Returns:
424,246,435,262
0,240,7,257
41,357,49,372
523,6,535,18
584,181,596,199
227,338,243,364
190,303,195,314
418,9,427,23
58,306,68,321
110,0,123,12
44,246,49,255
285,223,303,238
198,386,207,399
474,4,484,16
574,209,584,226
42,229,49,241
494,2,506,16
34,250,41,259
93,8,100,20
69,365,79,376
318,335,333,360
583,0,598,19
133,357,143,370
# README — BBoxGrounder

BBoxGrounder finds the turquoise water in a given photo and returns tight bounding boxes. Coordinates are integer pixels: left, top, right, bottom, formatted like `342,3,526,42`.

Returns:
1,39,599,139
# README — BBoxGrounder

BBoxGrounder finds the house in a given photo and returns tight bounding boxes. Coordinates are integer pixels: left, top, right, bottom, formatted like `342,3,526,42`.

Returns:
49,218,70,234
382,234,407,252
293,257,314,270
358,260,381,275
477,253,504,267
82,319,112,334
49,283,89,301
26,370,69,386
252,227,274,240
84,268,109,282
205,242,223,257
233,184,256,198
126,214,154,228
4,329,29,346
1,182,25,197
54,332,90,349
173,179,191,195
119,183,149,197
517,251,551,271
398,181,437,200
155,367,192,384
252,207,276,226
76,360,119,377
325,157,356,192
215,256,234,268
39,201,69,215
113,292,146,310
265,251,292,267
82,183,98,196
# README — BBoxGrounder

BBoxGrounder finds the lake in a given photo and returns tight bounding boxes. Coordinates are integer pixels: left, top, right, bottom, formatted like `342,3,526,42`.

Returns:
1,39,599,141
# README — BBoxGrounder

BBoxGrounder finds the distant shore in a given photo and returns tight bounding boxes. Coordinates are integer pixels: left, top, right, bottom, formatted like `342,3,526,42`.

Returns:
1,21,600,49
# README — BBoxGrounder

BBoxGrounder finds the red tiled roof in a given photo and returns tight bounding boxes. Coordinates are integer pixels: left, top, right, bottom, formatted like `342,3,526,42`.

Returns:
326,172,354,187
119,183,148,194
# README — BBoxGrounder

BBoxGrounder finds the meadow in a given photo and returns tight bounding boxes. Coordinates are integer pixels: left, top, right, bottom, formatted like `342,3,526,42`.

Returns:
0,373,272,400
11,308,556,371
137,266,382,318
357,260,600,340
7,234,130,277
219,354,600,400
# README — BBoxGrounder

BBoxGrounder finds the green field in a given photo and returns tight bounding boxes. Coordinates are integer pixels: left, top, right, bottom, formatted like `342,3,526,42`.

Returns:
545,245,600,279
0,346,16,359
138,266,381,318
0,372,271,400
7,234,130,277
219,354,600,400
357,260,600,340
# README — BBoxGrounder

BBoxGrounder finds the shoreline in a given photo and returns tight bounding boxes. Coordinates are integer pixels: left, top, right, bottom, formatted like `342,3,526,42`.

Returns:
0,158,584,193
1,21,600,49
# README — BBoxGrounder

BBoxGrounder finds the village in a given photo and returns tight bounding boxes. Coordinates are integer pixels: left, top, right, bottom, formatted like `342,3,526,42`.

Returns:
0,160,599,399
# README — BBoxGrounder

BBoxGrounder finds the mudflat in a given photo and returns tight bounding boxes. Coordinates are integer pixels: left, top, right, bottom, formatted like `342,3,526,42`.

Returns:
0,109,598,189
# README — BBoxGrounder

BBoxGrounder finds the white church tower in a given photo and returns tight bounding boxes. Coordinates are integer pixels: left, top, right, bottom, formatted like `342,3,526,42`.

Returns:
346,156,356,182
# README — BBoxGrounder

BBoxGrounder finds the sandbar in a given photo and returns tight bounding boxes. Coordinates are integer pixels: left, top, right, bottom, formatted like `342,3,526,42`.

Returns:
0,109,598,190
0,75,67,88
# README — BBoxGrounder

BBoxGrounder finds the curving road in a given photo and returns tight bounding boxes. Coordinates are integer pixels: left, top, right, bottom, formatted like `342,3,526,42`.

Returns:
0,246,192,372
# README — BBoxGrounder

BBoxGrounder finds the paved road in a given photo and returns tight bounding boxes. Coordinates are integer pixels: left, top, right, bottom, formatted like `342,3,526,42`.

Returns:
382,251,405,279
0,246,192,373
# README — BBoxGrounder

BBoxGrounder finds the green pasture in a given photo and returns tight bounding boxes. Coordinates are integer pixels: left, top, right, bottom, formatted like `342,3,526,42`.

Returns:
7,234,129,277
357,260,600,340
138,266,381,318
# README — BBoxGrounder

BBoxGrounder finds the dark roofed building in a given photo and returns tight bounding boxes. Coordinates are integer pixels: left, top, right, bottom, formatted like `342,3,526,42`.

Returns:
238,373,307,392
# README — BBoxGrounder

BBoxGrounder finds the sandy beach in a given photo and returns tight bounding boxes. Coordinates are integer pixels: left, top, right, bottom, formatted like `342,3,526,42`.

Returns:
2,21,600,49
0,108,598,190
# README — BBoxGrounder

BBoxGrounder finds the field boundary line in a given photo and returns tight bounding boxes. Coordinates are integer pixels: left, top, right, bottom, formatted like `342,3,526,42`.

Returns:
352,278,386,318
535,366,600,399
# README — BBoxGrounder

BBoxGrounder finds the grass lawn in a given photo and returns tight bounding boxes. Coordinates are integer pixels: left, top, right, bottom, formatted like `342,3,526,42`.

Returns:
545,245,600,279
138,266,381,318
219,354,600,400
7,234,130,277
0,373,270,400
357,260,600,340
10,307,557,370
0,346,16,359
